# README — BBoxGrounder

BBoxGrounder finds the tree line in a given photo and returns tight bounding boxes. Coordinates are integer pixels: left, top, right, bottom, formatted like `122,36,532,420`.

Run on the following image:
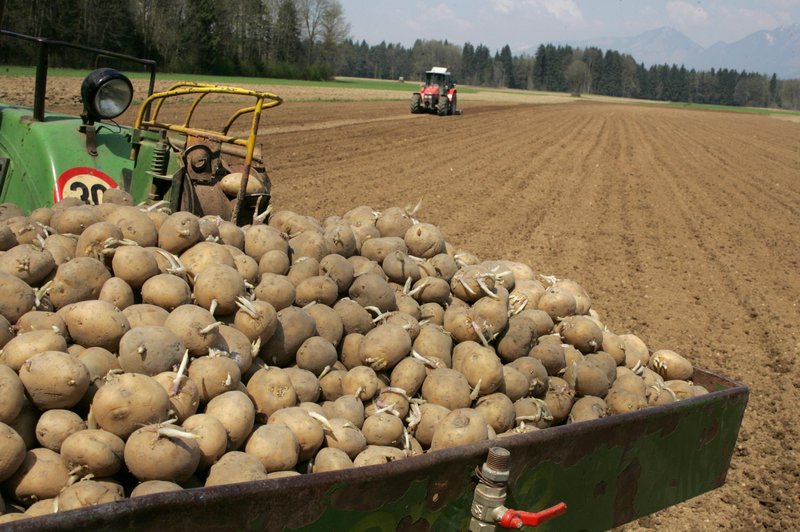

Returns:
534,44,799,110
337,40,799,111
0,0,349,80
337,39,528,89
1,1,798,110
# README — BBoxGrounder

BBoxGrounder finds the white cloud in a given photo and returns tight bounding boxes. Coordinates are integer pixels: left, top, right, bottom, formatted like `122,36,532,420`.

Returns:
535,0,583,22
763,0,800,7
427,3,455,19
427,3,473,31
402,3,473,39
666,0,710,26
489,0,583,23
490,0,515,14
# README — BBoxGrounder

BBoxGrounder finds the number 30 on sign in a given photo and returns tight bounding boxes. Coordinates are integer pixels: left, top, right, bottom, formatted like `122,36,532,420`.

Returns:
54,167,118,204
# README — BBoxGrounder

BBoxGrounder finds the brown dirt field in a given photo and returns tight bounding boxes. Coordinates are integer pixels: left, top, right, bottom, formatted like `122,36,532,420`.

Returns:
0,74,581,107
259,99,799,531
8,76,800,529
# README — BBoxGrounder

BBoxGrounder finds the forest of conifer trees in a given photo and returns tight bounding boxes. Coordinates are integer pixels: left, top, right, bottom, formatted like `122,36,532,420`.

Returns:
1,0,798,110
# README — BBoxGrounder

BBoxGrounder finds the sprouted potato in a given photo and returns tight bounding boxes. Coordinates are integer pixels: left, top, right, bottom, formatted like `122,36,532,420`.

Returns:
34,409,86,452
182,414,228,471
0,365,24,424
244,423,300,472
124,422,200,482
0,421,25,482
4,448,70,505
19,351,90,410
130,480,184,498
60,428,125,478
92,372,171,439
205,390,255,451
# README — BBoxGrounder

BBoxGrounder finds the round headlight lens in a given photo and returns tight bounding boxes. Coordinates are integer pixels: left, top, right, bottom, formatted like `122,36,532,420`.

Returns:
94,78,132,118
81,68,133,121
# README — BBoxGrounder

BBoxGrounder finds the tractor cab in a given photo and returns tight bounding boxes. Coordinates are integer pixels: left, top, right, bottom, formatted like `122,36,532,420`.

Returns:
0,29,281,225
423,66,453,95
410,66,458,116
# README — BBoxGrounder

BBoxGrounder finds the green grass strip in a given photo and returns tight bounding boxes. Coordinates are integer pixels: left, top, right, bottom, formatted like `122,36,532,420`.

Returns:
615,97,800,117
0,66,479,93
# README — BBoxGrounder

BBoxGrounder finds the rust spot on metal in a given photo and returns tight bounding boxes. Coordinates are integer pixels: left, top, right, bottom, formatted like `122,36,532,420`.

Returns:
613,459,641,526
427,477,459,512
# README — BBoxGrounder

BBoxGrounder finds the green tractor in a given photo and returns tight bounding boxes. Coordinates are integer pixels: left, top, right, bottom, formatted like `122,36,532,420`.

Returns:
0,29,282,225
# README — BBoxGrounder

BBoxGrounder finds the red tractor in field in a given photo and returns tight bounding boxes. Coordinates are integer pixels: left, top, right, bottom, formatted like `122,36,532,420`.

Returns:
410,66,459,116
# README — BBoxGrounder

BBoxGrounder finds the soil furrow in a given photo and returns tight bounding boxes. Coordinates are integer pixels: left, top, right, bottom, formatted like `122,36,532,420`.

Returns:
644,110,800,217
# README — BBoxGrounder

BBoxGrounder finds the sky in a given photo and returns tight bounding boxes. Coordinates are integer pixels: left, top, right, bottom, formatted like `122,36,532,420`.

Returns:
337,0,800,52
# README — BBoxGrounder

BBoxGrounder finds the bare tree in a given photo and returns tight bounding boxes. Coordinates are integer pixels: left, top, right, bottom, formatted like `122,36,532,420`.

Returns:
565,59,590,95
296,0,349,68
779,79,800,110
734,76,769,107
297,0,326,65
319,0,349,68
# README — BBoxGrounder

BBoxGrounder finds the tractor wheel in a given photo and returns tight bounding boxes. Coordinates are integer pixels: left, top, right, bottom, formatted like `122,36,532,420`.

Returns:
410,94,421,114
436,97,449,116
450,95,457,115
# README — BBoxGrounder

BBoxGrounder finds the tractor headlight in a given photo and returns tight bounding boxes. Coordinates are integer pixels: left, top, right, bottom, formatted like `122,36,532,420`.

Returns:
81,68,133,121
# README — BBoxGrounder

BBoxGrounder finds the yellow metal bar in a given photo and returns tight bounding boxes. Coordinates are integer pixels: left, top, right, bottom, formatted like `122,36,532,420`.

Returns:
223,106,257,136
143,122,249,146
220,97,279,136
147,83,209,125
246,98,265,168
130,83,281,168
185,92,210,128
231,96,266,223
134,85,282,131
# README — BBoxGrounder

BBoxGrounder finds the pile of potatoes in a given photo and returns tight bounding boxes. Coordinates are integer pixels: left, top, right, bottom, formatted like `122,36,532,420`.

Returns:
0,194,704,522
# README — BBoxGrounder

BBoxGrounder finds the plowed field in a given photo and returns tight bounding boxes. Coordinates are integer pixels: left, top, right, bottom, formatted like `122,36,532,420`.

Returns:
11,77,800,529
259,99,800,531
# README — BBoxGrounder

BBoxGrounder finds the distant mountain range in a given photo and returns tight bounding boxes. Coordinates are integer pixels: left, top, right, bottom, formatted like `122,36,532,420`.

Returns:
521,25,800,79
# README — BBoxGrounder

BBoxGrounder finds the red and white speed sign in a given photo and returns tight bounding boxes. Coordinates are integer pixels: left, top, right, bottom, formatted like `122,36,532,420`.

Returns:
54,167,118,204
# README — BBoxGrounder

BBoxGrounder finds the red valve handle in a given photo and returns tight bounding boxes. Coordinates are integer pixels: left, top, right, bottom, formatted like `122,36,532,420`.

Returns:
499,502,567,529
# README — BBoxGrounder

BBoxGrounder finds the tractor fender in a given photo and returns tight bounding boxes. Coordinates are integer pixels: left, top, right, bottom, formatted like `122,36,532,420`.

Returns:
0,106,143,212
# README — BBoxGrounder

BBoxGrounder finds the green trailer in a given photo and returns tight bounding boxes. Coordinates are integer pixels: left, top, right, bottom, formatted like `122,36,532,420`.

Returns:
11,368,747,531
